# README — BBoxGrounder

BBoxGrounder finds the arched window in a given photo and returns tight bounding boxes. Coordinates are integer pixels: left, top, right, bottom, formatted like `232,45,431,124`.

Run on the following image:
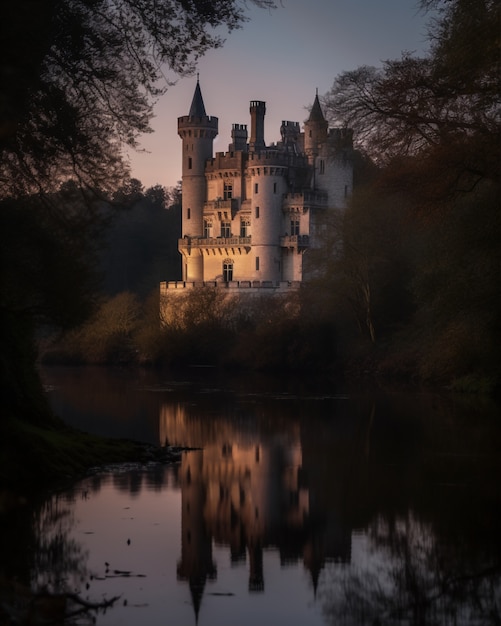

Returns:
223,259,233,282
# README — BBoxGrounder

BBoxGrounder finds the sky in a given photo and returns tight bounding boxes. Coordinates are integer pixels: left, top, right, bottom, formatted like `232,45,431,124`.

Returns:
127,0,432,189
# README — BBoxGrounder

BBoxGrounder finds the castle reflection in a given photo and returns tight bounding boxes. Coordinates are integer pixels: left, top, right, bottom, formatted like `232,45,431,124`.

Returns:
160,399,357,618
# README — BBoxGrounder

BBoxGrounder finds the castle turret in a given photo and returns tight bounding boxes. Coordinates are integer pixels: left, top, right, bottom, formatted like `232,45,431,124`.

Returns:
249,101,266,151
280,120,300,153
178,80,218,281
303,91,328,166
229,123,248,152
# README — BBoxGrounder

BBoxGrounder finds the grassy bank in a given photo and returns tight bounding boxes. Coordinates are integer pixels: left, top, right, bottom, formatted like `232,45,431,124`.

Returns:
0,415,154,493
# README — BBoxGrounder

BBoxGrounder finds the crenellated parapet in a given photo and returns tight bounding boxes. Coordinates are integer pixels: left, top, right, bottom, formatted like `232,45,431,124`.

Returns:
161,279,301,296
328,127,353,149
246,150,307,176
177,115,219,138
206,151,246,175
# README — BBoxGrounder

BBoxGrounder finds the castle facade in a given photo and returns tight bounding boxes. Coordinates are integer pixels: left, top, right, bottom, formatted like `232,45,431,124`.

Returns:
161,80,353,296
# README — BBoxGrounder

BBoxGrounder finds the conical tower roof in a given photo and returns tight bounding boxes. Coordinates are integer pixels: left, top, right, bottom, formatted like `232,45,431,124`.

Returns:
307,91,326,123
189,79,207,118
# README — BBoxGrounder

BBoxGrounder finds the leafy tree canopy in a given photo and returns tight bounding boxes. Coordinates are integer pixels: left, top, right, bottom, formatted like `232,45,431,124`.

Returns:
0,0,275,423
324,0,500,198
0,0,275,197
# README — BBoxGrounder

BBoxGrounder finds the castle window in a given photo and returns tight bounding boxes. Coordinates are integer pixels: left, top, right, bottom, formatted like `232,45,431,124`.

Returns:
224,181,233,200
344,184,348,197
255,257,260,271
204,220,212,238
255,206,260,218
240,220,248,237
223,260,233,282
221,221,231,238
254,183,259,194
188,157,192,169
291,219,300,235
319,159,325,174
273,182,277,194
187,207,191,219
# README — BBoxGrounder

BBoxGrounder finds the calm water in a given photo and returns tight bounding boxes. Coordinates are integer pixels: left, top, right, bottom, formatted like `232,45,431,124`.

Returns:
4,366,501,625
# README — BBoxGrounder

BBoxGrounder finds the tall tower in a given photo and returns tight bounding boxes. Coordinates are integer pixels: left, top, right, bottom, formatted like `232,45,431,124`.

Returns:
303,91,328,167
249,101,266,151
177,80,218,281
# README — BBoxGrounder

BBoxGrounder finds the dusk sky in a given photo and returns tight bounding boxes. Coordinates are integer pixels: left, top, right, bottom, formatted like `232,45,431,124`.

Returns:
128,0,432,189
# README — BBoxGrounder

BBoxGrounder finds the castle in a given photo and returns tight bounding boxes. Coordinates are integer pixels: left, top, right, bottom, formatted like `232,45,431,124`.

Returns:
160,80,353,297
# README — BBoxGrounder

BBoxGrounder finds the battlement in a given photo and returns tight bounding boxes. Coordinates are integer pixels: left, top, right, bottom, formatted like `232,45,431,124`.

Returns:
177,115,219,132
247,149,308,169
206,151,246,172
328,127,353,147
249,101,266,112
161,280,301,296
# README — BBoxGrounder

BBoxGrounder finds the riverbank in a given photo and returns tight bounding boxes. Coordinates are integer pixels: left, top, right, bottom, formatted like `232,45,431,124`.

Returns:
0,414,185,495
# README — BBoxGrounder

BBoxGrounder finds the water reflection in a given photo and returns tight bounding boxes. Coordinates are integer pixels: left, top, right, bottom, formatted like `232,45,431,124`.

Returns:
19,367,501,625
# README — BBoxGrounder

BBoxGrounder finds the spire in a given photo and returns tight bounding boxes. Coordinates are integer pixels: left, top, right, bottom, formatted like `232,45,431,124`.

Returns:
189,77,207,118
307,91,326,123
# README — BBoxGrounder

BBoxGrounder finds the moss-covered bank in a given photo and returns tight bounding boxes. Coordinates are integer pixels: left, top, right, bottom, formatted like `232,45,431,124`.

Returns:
0,415,163,494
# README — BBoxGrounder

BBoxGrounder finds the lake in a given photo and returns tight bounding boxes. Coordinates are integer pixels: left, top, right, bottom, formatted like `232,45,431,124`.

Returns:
4,366,501,625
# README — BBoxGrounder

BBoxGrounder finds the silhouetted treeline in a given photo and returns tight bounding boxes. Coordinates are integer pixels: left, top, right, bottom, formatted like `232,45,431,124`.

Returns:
100,179,182,298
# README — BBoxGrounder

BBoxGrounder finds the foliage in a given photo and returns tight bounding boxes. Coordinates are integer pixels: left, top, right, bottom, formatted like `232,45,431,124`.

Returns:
45,287,339,371
0,0,275,426
1,0,275,196
1,184,105,421
100,180,182,298
1,184,103,329
324,1,499,157
316,0,501,389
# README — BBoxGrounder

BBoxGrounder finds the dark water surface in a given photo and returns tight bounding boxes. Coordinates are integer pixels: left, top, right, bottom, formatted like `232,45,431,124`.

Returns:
5,366,501,625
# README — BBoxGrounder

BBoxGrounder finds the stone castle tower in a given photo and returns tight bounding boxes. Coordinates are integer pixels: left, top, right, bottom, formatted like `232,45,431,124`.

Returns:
161,80,353,297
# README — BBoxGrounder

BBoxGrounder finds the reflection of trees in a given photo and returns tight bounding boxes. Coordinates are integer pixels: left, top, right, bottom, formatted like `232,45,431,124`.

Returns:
32,494,89,593
321,512,501,625
299,390,501,625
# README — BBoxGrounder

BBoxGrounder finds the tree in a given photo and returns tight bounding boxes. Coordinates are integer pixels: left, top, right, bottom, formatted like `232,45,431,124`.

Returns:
319,0,500,387
0,0,276,423
100,182,182,297
1,0,276,196
324,0,500,198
